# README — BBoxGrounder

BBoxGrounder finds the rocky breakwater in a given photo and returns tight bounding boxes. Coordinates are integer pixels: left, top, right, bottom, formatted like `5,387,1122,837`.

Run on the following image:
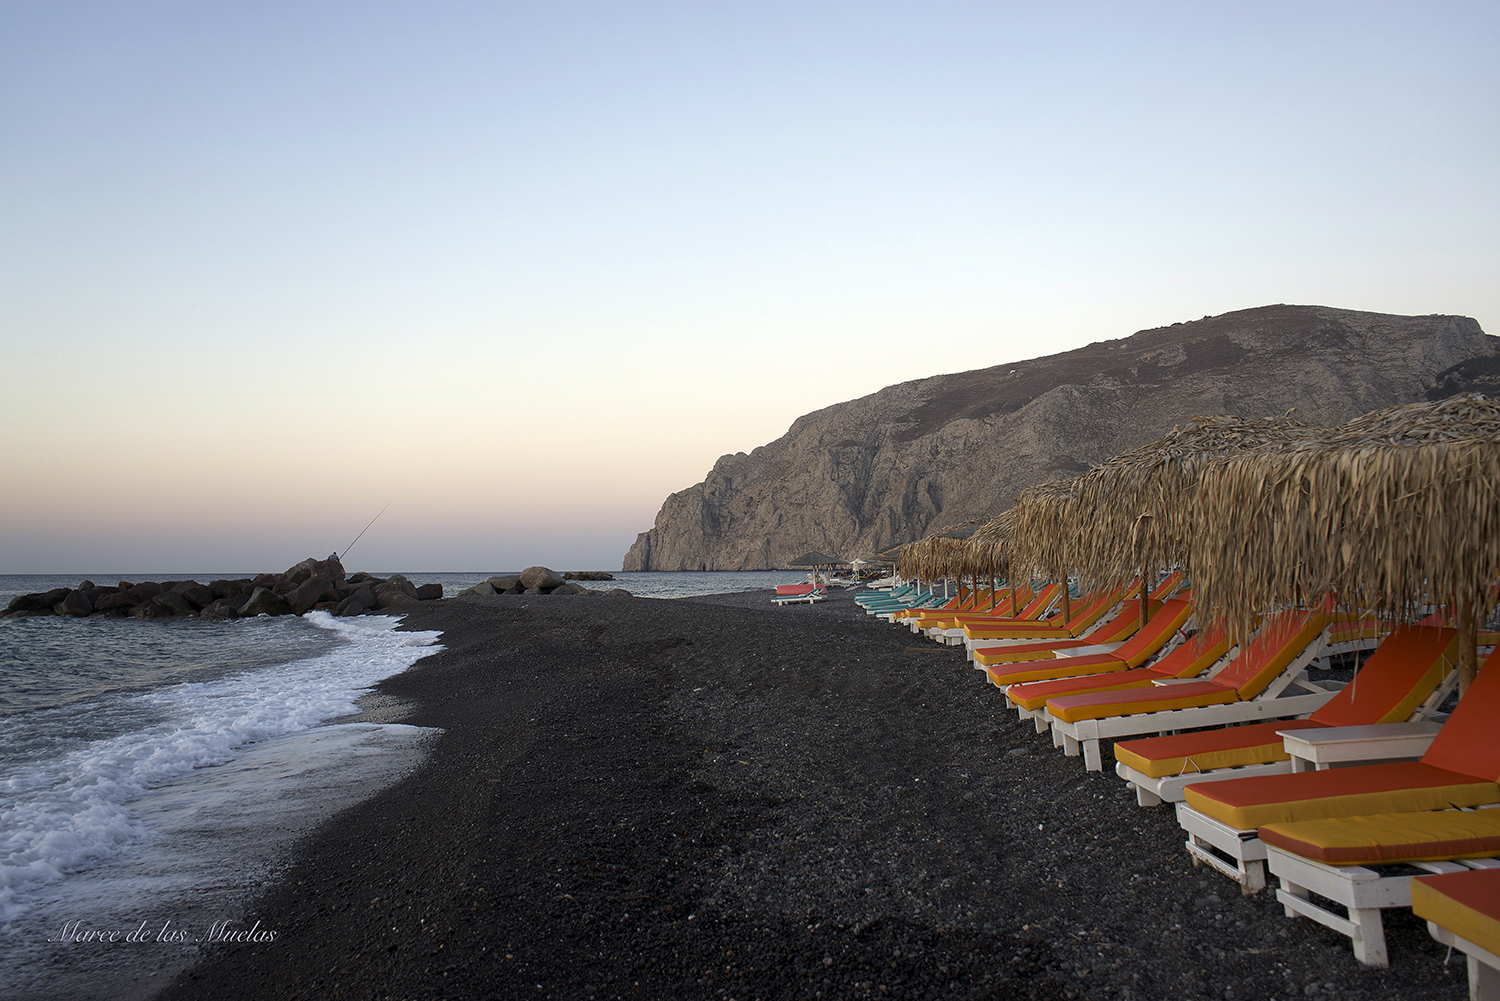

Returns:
458,565,631,597
2,557,444,621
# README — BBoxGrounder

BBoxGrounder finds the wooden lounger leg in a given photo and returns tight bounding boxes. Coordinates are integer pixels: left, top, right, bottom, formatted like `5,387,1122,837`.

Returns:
1471,953,1500,1001
1348,906,1390,967
1270,855,1392,967
1082,738,1103,772
1059,731,1079,756
1133,783,1162,808
1184,832,1266,894
1034,713,1049,735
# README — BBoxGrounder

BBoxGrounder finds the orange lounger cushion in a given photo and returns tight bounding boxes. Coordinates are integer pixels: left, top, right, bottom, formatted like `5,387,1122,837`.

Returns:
1047,680,1241,722
1113,625,1458,777
1006,665,1162,711
1182,761,1500,829
1412,868,1500,958
1113,719,1325,777
1261,809,1500,865
986,657,1135,688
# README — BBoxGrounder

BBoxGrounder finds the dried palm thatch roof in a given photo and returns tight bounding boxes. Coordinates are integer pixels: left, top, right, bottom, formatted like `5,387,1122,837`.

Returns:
960,509,1015,579
1063,414,1316,589
892,517,989,581
1009,477,1081,585
1190,394,1500,686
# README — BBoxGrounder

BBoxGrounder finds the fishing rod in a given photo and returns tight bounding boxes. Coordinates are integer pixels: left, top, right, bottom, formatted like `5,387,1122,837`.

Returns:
340,504,390,562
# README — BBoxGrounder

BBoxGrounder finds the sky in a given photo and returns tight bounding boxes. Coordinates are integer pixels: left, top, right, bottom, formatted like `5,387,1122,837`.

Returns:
2,1,1496,573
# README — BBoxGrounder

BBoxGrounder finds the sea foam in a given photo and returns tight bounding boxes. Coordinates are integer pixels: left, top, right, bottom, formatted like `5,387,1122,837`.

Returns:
0,612,440,926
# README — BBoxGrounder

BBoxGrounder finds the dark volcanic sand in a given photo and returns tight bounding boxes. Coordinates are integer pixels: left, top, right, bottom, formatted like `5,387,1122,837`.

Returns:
155,589,1466,1001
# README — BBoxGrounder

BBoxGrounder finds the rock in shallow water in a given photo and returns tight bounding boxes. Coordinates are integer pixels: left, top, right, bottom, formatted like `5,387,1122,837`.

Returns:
239,587,290,617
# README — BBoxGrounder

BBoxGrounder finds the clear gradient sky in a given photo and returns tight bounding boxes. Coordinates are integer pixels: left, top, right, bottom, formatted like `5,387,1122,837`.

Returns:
3,2,1496,573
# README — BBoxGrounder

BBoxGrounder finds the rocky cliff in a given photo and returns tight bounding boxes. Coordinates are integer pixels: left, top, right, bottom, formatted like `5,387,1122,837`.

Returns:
624,305,1497,571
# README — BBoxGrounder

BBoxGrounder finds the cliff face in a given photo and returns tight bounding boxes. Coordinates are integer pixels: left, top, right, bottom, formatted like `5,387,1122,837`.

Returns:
624,305,1497,571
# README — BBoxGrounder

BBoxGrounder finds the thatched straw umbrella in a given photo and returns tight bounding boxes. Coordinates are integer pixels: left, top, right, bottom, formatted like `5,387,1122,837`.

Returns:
1070,413,1316,626
894,518,987,598
1191,393,1500,694
1010,477,1081,621
965,509,1016,611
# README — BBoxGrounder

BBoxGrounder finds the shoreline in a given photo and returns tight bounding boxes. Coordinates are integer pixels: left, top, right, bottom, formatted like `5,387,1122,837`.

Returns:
144,590,1459,1001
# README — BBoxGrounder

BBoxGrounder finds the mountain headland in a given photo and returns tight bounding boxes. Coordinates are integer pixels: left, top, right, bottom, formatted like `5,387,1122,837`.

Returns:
624,304,1497,571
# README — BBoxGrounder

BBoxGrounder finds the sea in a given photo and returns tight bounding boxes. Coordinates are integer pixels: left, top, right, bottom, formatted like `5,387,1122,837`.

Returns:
0,569,805,1000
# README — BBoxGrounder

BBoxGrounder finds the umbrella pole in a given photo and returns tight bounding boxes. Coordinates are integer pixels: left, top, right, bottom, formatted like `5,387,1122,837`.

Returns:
989,571,996,611
1141,564,1151,625
1060,570,1071,622
1012,581,1019,617
1458,586,1478,697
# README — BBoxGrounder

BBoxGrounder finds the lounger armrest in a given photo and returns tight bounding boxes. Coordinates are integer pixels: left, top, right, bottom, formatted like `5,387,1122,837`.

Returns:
1150,677,1209,686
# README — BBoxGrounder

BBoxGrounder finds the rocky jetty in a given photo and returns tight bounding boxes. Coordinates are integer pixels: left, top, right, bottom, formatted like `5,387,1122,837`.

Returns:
624,304,1500,570
2,557,444,620
458,566,630,598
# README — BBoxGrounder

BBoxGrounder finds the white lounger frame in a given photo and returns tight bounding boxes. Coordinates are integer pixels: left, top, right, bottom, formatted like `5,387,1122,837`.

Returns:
1426,920,1500,1000
1009,629,1198,731
1118,667,1458,807
1043,629,1334,772
1268,845,1500,967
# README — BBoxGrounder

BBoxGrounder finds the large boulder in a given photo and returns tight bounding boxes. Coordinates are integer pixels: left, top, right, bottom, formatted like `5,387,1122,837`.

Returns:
6,588,70,613
130,600,174,619
126,581,164,601
54,590,93,616
608,588,634,597
488,575,522,593
459,581,497,597
415,583,443,601
335,595,368,617
285,577,335,615
519,566,564,590
550,582,587,595
178,585,216,610
285,556,346,584
152,592,196,616
200,598,240,620
94,591,141,614
239,587,290,617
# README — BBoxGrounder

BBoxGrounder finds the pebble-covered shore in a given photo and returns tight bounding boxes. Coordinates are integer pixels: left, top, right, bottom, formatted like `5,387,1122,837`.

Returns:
151,588,1466,1001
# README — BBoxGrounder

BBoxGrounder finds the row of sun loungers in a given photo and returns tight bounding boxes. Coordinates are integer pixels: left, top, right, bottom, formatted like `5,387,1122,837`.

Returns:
870,571,1500,990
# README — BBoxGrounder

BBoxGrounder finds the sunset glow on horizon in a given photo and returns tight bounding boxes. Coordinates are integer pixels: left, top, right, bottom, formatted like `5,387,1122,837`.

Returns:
3,2,1497,573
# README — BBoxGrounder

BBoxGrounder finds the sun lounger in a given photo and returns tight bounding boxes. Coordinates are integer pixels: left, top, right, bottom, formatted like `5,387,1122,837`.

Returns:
973,600,1157,669
1413,867,1500,996
1255,808,1500,966
893,586,991,621
909,584,1039,633
1174,646,1500,893
1001,600,1219,720
1043,606,1336,772
773,586,826,605
926,584,1064,642
1113,625,1459,807
962,583,1135,656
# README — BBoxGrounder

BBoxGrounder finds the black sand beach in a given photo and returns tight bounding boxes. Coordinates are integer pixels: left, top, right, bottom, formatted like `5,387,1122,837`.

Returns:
154,590,1465,1000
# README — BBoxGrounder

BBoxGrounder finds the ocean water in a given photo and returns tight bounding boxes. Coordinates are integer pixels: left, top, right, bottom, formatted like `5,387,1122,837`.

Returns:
0,569,807,997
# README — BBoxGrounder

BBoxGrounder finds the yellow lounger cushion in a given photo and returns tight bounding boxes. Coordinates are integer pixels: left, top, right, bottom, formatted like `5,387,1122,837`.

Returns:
1182,761,1500,830
1412,869,1500,959
1261,809,1500,865
1113,719,1324,778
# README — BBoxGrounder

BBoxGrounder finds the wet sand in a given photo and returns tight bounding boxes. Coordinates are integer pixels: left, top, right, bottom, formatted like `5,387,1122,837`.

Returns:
149,589,1465,1001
